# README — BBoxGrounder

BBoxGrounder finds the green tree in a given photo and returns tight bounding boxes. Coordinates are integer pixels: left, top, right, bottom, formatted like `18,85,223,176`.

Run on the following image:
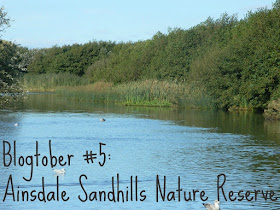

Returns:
0,7,9,34
0,7,23,107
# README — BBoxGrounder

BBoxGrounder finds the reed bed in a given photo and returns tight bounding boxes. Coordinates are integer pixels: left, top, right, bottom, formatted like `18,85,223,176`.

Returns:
21,73,90,92
21,72,215,108
56,80,215,108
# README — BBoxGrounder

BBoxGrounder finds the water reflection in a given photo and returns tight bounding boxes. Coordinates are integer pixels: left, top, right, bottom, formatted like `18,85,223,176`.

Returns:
14,93,280,144
0,93,279,210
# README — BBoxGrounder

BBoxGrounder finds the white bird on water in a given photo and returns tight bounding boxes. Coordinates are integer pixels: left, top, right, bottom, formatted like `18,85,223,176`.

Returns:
14,123,19,126
100,118,105,122
53,168,65,175
203,200,220,210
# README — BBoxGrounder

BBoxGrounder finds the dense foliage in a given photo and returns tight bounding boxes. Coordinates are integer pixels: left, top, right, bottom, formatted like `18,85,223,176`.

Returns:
264,99,280,120
0,7,31,107
27,42,115,76
25,0,280,111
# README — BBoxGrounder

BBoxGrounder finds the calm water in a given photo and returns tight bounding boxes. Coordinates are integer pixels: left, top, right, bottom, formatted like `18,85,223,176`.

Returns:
0,94,280,209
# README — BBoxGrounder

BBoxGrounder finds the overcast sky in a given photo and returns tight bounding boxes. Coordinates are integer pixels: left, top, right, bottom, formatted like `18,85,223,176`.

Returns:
0,0,276,48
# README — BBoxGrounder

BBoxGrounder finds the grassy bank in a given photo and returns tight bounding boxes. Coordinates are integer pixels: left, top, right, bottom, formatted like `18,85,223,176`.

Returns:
21,73,90,92
20,73,214,108
56,80,215,108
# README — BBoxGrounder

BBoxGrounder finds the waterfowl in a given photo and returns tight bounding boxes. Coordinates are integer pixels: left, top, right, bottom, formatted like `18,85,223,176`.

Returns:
14,123,19,126
203,200,220,210
53,168,66,174
100,118,105,122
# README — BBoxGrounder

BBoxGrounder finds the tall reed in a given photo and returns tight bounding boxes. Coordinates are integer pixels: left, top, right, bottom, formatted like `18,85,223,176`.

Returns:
21,73,90,92
56,80,215,108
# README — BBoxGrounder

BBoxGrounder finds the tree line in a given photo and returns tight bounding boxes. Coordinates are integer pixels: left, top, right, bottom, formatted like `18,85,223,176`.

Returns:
1,1,280,111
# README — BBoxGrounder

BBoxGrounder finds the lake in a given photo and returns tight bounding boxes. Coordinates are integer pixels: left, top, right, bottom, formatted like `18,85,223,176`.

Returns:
0,93,280,209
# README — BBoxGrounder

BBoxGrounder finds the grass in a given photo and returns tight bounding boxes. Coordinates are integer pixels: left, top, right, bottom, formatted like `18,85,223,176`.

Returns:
56,80,215,108
20,73,215,108
21,73,90,92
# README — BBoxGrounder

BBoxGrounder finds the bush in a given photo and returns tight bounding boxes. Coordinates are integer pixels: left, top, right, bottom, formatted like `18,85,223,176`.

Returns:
264,99,280,120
